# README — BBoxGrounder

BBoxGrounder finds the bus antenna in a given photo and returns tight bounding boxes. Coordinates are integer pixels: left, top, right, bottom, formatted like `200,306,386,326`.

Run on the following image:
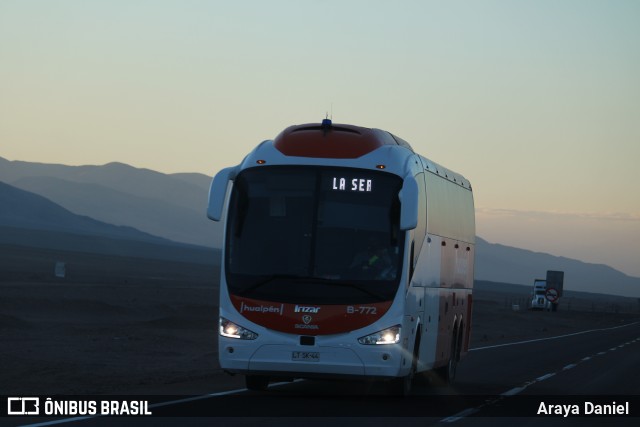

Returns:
321,114,332,130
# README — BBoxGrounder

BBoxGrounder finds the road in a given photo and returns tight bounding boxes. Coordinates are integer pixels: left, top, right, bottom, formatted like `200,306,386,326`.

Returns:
6,322,640,427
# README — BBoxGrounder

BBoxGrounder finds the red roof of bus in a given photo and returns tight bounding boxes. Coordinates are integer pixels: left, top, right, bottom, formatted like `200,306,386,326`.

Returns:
273,122,401,159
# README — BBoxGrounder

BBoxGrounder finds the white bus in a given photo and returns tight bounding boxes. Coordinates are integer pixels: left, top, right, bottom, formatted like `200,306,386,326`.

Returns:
207,119,475,395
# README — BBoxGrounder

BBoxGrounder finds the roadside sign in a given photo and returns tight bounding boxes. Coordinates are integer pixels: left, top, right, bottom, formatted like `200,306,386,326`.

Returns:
545,287,559,303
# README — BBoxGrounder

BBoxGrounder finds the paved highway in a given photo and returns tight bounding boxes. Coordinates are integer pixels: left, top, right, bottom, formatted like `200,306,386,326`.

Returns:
8,322,640,427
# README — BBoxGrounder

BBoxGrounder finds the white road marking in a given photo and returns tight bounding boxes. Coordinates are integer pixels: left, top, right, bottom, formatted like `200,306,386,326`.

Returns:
536,373,556,381
19,417,95,427
501,386,526,396
441,407,479,423
471,321,639,351
562,364,577,371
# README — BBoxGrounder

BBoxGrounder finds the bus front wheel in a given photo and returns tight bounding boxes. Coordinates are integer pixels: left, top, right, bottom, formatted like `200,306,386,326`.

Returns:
386,335,419,396
245,375,270,391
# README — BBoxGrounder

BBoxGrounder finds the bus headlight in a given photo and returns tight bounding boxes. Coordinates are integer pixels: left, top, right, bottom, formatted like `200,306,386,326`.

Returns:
358,325,401,345
219,317,258,340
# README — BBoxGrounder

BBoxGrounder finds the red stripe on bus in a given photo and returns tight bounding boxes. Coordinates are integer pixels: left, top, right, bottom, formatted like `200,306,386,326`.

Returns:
230,295,393,335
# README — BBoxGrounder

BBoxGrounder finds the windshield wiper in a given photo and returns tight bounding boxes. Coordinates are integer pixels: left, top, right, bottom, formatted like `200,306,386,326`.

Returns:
239,274,307,296
304,278,388,302
239,275,389,302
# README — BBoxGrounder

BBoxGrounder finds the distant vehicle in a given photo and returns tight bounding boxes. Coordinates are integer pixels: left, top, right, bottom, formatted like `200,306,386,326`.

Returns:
530,279,550,310
207,119,476,395
530,271,565,311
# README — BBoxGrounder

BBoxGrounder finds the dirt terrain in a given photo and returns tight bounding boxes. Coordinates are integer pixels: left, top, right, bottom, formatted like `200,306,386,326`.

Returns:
1,247,638,395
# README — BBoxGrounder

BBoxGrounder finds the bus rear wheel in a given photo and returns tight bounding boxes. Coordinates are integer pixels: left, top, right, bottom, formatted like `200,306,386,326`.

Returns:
245,375,270,391
434,328,460,385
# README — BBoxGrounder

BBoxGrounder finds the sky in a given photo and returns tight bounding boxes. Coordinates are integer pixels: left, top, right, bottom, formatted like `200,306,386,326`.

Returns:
1,0,639,277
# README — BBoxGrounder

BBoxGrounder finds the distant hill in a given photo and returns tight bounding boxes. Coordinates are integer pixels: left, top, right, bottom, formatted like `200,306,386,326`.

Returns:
169,172,212,193
0,181,219,269
9,175,215,245
0,157,221,247
0,181,168,243
475,237,640,298
0,226,218,267
0,158,208,208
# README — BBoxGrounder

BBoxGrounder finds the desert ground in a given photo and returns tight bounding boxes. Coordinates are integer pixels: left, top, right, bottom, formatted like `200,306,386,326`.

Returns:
1,244,638,395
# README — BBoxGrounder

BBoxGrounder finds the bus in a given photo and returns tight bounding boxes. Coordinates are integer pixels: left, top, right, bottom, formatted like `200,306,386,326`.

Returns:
207,119,475,395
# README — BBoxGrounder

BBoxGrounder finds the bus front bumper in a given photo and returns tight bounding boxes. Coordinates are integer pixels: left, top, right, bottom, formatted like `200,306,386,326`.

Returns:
219,341,406,378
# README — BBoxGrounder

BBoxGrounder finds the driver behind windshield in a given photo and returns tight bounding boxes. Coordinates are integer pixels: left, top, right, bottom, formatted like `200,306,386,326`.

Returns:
348,237,395,280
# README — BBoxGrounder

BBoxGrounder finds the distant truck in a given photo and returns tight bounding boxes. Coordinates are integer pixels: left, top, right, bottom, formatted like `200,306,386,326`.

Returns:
530,279,551,311
530,270,564,312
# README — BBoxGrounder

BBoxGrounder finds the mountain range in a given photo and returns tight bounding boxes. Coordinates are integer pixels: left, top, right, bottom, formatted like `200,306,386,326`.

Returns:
0,157,220,247
1,156,638,297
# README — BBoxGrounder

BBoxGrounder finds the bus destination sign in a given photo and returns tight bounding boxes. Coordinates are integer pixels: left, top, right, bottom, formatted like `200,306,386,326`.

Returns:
331,177,373,192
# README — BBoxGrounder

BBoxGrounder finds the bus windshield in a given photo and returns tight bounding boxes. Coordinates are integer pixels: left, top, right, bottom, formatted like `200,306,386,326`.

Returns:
225,166,405,304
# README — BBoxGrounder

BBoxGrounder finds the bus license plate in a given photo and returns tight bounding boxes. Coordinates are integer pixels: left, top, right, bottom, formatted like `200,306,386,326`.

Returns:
292,351,320,362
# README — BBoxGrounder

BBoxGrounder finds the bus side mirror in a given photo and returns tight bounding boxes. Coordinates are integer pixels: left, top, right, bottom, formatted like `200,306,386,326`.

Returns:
207,166,239,221
399,175,419,230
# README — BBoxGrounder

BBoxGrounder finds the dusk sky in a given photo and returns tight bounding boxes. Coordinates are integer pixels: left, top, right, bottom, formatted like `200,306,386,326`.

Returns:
1,1,639,277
